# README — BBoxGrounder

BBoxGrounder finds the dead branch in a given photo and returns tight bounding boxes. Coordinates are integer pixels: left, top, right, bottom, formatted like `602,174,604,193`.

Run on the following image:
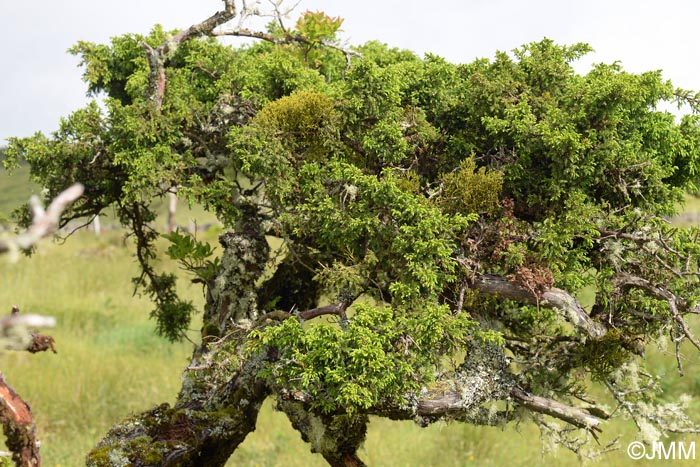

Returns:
211,28,360,62
472,274,607,339
142,0,238,107
510,387,603,439
0,314,56,332
297,302,347,320
277,345,605,436
259,302,348,324
0,183,76,465
0,183,85,255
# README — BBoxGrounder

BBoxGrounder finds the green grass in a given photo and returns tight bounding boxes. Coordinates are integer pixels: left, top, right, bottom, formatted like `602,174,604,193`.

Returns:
1,167,699,466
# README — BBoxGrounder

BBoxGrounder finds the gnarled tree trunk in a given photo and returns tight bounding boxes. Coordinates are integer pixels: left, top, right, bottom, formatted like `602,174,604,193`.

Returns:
85,221,593,466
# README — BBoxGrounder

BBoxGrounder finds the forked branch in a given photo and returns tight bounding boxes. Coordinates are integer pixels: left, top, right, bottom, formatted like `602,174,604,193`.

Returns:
0,183,84,255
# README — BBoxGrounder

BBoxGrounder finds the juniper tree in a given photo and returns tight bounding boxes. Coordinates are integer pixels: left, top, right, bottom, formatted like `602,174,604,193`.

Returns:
5,1,700,465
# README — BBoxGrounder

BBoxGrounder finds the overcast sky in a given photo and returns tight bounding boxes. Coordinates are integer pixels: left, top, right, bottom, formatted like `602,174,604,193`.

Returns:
1,0,699,143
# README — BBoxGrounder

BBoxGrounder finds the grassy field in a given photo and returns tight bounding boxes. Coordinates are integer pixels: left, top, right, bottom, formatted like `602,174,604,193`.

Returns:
0,164,38,223
1,167,700,466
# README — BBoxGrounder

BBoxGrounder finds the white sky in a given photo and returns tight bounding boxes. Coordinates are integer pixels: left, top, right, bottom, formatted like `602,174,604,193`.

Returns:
1,0,699,142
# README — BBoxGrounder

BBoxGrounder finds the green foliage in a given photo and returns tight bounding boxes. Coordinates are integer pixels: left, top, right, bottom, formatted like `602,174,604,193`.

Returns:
165,230,220,284
280,160,473,305
121,202,195,342
69,26,168,103
223,44,326,105
438,157,503,215
249,303,478,414
1,224,696,466
142,272,195,341
579,329,634,381
295,11,344,43
292,11,347,80
247,90,339,163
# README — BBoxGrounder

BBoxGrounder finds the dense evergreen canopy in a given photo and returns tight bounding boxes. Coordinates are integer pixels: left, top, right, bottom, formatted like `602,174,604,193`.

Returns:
5,2,700,465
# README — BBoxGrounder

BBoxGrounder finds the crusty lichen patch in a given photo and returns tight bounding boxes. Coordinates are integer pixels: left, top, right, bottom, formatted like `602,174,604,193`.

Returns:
203,230,269,335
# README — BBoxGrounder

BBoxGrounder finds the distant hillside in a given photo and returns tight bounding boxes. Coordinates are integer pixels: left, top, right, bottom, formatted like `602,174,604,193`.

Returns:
0,162,39,218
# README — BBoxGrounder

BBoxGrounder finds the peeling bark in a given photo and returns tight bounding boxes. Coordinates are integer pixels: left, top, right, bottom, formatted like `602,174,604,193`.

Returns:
0,373,40,467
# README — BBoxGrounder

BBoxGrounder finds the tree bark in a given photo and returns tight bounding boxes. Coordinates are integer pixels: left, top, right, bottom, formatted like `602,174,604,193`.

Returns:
278,400,368,467
86,355,269,467
87,269,609,466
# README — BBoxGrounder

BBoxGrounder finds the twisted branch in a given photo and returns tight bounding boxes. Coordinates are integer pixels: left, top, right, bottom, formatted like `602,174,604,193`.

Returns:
472,274,607,339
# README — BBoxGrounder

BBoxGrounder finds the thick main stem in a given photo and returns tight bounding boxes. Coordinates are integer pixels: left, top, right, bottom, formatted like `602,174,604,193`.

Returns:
87,221,271,466
279,400,368,467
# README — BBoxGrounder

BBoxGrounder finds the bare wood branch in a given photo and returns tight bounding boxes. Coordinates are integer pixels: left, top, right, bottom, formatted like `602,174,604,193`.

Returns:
0,183,84,255
258,302,347,323
212,28,361,61
297,302,346,320
510,386,603,438
613,273,700,352
0,314,56,331
472,274,607,339
142,0,359,108
277,355,605,436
